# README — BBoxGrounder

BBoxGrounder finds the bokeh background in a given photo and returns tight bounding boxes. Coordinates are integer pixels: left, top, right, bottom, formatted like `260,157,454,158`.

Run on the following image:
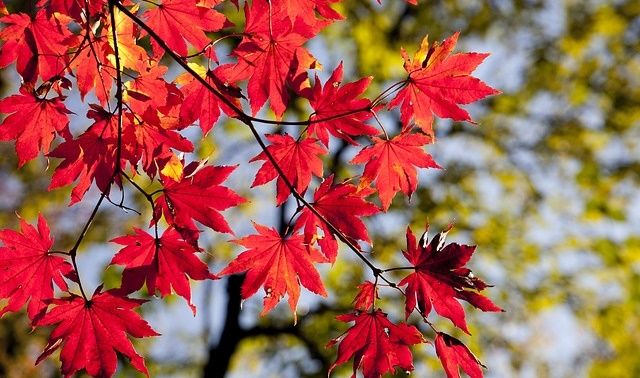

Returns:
1,0,639,377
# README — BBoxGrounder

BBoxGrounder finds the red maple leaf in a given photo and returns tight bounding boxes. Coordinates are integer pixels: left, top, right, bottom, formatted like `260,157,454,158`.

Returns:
124,60,183,117
38,0,106,21
142,0,226,58
350,131,440,211
221,0,320,117
389,32,499,136
48,105,136,204
294,175,378,262
0,85,72,166
127,109,194,176
352,281,378,312
219,223,327,319
277,0,344,27
398,225,502,333
435,332,485,378
251,133,327,205
177,64,243,134
36,288,159,378
0,9,76,83
328,310,425,378
306,63,378,147
111,227,215,313
72,35,114,105
0,214,75,321
153,162,246,244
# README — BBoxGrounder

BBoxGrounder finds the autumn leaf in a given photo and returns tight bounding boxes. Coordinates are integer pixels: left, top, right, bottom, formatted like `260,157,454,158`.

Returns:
111,227,215,313
48,105,136,204
0,214,75,321
142,0,226,58
250,133,327,205
306,62,378,147
328,310,425,378
398,225,502,333
0,85,72,166
177,63,243,134
435,332,485,378
294,175,378,262
127,109,194,176
107,4,146,70
221,0,320,117
350,131,440,211
276,0,344,30
219,223,327,320
0,10,76,82
72,35,114,105
352,281,378,312
154,162,246,244
389,32,499,136
36,289,159,378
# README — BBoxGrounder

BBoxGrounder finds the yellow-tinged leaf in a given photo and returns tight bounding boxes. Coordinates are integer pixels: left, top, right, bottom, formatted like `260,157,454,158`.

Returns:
160,155,184,182
107,4,146,69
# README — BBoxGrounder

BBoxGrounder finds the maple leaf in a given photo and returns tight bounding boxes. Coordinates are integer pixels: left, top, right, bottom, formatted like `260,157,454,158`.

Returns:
306,63,379,147
37,0,106,21
111,227,215,313
0,214,75,321
0,85,72,166
276,0,344,27
107,4,146,70
177,63,243,134
124,60,182,115
127,109,194,176
72,35,114,105
251,133,327,205
153,162,246,244
435,332,485,378
328,310,424,378
398,225,502,333
48,105,136,204
389,32,499,136
350,131,440,211
221,0,320,117
0,9,76,83
142,0,226,58
294,175,378,262
36,288,159,378
219,223,327,320
352,281,378,312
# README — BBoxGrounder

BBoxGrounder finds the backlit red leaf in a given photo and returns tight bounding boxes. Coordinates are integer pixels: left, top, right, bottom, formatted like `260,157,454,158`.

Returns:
352,281,378,312
0,215,75,321
111,227,215,313
328,310,424,378
435,332,484,378
153,162,246,244
0,85,72,166
399,225,502,333
142,0,226,58
219,223,327,319
294,175,378,262
221,0,319,117
48,105,136,204
250,133,326,205
306,63,378,146
389,32,499,136
36,289,159,378
350,131,440,211
0,10,76,82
